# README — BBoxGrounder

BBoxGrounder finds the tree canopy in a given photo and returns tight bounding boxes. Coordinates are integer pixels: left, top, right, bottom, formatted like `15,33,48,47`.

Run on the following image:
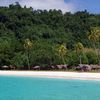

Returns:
0,3,100,69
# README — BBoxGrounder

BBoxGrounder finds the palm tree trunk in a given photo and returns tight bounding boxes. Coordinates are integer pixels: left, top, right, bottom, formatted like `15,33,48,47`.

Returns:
93,42,100,64
27,51,30,70
62,56,66,65
79,55,82,64
97,41,100,65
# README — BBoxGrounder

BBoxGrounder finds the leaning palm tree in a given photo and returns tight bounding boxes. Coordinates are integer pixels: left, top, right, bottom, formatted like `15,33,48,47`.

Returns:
75,42,84,64
24,39,33,70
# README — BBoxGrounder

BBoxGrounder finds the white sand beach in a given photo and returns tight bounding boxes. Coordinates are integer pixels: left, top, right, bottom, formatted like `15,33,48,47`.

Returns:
0,71,100,81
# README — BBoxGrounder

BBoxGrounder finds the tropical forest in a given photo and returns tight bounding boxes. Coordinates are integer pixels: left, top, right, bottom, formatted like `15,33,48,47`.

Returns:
0,2,100,70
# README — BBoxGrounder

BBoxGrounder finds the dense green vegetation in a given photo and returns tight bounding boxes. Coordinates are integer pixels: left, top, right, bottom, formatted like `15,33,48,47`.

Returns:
0,3,100,70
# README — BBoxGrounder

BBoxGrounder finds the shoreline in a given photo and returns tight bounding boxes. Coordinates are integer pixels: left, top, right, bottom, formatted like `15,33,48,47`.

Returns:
0,71,100,81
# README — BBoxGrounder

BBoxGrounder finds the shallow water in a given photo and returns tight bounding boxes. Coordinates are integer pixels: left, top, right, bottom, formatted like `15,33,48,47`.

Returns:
0,76,100,100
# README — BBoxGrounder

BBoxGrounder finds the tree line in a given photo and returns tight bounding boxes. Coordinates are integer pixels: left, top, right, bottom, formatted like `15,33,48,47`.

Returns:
0,3,100,70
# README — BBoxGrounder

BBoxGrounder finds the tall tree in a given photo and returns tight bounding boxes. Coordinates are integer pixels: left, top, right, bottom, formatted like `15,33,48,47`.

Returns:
56,44,67,64
88,27,100,64
24,39,33,70
75,42,84,64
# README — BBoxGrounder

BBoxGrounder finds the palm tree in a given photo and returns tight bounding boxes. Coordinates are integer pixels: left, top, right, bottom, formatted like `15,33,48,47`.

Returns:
88,27,100,64
75,42,84,64
24,39,33,70
56,44,67,64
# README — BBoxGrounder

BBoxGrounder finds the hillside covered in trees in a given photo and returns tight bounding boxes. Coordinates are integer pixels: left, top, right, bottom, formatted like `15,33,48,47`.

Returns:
0,3,100,70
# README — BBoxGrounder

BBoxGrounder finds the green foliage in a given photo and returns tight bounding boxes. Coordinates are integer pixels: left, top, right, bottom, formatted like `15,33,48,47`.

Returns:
0,37,15,66
11,52,26,69
67,51,79,66
86,51,99,64
24,39,33,50
67,51,88,66
0,3,100,69
55,44,67,64
75,42,84,53
88,27,100,64
24,39,33,70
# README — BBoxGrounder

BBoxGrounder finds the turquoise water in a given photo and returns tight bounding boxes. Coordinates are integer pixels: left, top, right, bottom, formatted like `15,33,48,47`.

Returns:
0,76,100,100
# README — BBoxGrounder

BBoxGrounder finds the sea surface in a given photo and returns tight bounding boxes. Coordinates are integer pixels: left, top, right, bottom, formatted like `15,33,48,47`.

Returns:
0,76,100,100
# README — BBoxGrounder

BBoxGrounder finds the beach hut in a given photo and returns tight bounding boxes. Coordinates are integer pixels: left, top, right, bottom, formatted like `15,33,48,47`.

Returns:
1,65,9,70
76,64,92,71
56,65,67,70
90,65,100,70
9,65,16,70
32,66,40,70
